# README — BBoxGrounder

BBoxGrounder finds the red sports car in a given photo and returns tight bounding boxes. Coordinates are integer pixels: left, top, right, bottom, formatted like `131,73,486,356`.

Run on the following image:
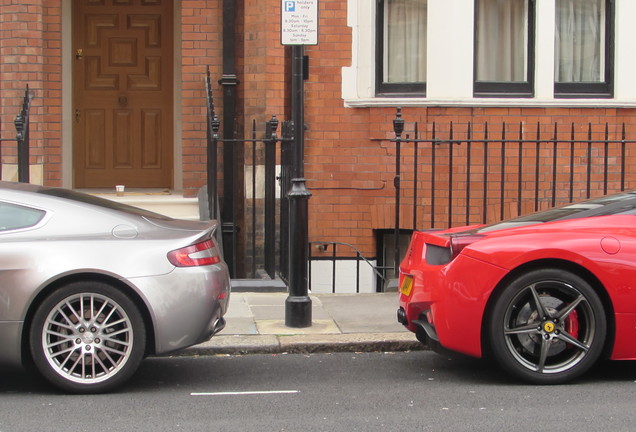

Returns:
398,191,636,384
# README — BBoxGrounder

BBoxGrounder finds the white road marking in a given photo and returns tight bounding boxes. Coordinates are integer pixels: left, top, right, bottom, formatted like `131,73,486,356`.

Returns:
190,390,300,396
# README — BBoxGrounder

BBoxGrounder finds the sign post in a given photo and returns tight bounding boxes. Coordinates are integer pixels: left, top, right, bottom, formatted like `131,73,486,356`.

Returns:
281,0,317,328
281,0,318,46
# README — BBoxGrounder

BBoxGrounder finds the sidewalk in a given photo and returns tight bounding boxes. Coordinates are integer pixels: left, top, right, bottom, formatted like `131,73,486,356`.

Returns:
182,292,424,356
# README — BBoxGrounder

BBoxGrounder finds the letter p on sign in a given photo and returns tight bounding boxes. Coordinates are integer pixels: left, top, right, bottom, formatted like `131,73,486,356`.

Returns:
284,1,295,11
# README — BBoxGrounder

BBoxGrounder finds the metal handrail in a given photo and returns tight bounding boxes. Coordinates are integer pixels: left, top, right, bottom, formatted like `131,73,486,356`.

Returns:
309,241,387,293
0,85,34,182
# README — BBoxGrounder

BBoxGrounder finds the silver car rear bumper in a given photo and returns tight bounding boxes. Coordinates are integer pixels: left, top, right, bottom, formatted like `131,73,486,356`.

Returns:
0,321,23,367
128,263,231,355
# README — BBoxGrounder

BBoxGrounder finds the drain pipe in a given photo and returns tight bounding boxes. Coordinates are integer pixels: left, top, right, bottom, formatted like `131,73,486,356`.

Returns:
220,0,239,276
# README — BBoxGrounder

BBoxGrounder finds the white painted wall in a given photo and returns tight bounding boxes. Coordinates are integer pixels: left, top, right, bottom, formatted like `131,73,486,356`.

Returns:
615,0,636,102
344,0,636,107
310,259,378,294
426,0,474,99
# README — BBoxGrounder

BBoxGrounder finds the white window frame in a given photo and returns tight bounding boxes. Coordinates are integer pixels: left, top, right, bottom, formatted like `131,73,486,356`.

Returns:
343,0,636,108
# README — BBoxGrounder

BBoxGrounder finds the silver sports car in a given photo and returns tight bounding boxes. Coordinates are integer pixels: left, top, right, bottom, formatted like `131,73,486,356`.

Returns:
0,181,230,393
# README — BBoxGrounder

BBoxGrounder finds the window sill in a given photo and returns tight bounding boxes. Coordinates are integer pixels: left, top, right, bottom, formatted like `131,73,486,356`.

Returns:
343,97,636,109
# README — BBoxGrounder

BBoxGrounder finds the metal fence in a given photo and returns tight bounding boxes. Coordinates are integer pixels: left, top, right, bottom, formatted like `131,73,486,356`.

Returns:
203,93,636,292
390,107,636,271
0,86,34,182
205,67,295,281
309,241,388,293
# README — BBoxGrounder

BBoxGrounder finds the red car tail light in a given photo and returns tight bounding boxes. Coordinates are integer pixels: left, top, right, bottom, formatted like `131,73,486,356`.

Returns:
450,235,484,260
168,239,221,267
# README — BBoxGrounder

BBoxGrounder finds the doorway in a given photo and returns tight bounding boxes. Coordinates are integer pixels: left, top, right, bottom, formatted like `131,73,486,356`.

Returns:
72,0,174,188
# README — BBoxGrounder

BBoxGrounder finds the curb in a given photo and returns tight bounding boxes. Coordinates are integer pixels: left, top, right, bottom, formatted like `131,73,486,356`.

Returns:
178,333,425,357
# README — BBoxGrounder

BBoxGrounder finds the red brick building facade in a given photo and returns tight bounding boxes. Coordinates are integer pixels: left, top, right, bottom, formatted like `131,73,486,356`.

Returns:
2,0,636,283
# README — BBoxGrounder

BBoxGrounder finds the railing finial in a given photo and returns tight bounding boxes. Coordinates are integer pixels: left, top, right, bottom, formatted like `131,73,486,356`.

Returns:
393,107,405,137
211,114,220,139
270,114,279,134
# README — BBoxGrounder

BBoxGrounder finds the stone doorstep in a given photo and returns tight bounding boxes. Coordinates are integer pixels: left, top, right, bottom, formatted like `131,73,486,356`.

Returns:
93,190,201,220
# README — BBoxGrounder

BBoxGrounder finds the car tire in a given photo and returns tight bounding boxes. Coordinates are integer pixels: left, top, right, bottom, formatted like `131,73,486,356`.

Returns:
29,281,146,393
487,268,606,384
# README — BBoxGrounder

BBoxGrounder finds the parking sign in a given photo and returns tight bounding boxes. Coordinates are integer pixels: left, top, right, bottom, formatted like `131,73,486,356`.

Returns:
281,0,318,45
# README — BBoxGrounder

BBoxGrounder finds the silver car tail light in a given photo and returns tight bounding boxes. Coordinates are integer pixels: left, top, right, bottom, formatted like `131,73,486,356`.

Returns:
167,239,221,267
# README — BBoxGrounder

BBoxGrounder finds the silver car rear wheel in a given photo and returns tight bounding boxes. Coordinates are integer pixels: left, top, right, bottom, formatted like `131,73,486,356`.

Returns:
30,282,146,393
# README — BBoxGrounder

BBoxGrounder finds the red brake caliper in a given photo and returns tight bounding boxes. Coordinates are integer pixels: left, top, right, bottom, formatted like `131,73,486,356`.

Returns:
565,309,580,343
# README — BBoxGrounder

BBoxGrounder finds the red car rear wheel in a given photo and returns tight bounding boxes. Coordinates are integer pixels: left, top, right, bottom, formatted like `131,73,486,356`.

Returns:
487,268,606,384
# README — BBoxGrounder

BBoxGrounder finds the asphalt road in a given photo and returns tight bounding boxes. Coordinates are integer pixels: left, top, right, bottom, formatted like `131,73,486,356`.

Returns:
2,351,636,432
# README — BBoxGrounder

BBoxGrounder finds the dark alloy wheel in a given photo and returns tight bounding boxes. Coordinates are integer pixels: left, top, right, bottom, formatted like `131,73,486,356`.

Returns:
488,269,606,384
29,281,146,393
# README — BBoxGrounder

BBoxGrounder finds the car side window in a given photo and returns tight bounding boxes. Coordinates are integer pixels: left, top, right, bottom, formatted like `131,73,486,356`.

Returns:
0,202,46,232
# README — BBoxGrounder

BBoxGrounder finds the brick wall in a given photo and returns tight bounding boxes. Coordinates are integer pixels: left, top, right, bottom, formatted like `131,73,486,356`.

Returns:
180,0,223,194
42,0,62,184
0,0,61,185
300,0,636,259
181,0,291,197
305,102,636,258
3,0,636,265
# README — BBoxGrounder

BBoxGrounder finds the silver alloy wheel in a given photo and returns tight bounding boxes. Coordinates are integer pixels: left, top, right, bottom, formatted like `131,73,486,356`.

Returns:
503,280,596,374
41,292,134,384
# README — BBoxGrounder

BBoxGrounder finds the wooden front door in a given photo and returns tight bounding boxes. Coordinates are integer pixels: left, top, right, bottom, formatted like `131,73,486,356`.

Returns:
72,0,173,188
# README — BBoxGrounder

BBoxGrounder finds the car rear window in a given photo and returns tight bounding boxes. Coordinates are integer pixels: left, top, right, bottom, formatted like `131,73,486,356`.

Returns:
0,202,46,231
476,192,636,233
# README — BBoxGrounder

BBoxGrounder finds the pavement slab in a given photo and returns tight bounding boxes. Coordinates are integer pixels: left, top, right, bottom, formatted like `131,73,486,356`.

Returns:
180,291,425,357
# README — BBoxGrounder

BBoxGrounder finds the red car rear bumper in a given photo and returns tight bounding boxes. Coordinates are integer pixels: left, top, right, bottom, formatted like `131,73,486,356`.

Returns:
398,254,508,358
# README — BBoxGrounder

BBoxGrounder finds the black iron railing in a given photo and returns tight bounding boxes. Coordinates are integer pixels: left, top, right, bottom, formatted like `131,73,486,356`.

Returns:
309,241,388,293
0,86,34,182
390,107,636,272
205,67,294,281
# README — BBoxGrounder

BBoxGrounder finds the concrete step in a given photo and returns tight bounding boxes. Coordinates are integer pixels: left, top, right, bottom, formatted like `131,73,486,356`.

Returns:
91,190,201,220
